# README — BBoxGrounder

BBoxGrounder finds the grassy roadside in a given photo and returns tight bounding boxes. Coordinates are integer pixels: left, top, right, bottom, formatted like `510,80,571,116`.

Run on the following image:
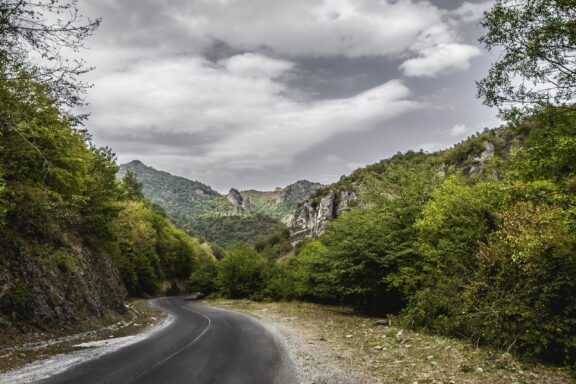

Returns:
0,300,166,373
203,299,575,384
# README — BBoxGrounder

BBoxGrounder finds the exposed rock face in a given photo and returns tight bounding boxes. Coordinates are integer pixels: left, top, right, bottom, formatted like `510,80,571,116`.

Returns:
242,197,253,213
227,188,244,207
0,236,126,329
468,141,496,174
289,189,356,245
227,188,253,213
276,180,322,206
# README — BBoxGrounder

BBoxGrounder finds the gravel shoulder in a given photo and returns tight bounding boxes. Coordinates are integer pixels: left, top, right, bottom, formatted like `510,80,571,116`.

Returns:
203,299,575,384
0,299,167,374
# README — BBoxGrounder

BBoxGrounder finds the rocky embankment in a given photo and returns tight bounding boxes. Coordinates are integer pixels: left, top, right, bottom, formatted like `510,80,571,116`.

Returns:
0,236,127,331
289,190,356,245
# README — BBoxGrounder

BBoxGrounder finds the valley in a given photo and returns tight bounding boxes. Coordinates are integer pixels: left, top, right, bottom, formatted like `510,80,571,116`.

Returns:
1,0,575,382
119,160,321,247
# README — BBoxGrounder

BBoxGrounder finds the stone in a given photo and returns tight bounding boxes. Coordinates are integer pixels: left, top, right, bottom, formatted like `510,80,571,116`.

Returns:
227,188,244,207
288,189,356,245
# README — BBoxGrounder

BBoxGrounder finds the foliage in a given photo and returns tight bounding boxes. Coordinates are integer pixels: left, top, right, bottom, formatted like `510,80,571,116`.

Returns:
49,248,81,275
189,262,219,295
111,199,214,296
478,0,576,118
118,160,291,247
251,108,576,367
216,244,274,299
504,108,576,183
464,202,576,364
254,228,291,259
283,239,335,301
277,153,441,311
122,171,144,200
0,0,101,109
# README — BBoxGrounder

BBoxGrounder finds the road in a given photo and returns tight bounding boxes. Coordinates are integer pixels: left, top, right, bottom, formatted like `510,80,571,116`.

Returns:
37,297,298,384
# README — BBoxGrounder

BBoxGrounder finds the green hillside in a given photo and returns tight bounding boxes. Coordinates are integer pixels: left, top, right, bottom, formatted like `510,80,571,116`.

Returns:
241,180,322,223
118,162,319,247
0,72,215,329
195,108,576,368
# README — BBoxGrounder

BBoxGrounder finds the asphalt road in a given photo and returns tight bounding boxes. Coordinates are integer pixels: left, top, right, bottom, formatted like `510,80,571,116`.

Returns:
37,297,298,384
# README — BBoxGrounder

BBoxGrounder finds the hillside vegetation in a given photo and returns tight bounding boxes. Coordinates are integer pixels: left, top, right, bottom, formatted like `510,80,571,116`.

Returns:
192,109,576,368
241,180,322,223
119,161,319,247
0,70,215,329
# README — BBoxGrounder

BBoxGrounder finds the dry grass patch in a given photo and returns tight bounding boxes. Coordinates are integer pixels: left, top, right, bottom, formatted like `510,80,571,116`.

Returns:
203,299,575,384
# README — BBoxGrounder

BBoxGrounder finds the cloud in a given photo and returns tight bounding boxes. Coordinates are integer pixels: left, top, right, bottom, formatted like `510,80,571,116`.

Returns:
399,43,482,77
450,124,472,137
76,0,498,190
83,0,457,59
87,54,420,176
450,1,494,23
220,53,294,78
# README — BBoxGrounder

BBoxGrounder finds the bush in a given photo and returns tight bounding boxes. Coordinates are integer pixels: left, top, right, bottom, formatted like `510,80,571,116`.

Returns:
216,244,273,299
189,263,219,295
462,202,576,365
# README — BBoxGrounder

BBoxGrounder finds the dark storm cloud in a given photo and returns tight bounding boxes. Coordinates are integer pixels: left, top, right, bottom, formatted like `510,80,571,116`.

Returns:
78,0,497,191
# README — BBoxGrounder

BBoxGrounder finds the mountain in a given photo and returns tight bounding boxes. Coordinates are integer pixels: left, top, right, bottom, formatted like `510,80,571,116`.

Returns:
288,128,509,245
241,180,323,224
118,162,321,247
118,160,221,213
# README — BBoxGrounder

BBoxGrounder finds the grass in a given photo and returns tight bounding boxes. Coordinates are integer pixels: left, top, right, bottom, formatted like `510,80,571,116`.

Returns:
203,299,575,384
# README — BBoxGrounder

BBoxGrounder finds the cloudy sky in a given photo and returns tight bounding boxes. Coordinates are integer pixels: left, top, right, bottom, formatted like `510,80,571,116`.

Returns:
78,0,500,192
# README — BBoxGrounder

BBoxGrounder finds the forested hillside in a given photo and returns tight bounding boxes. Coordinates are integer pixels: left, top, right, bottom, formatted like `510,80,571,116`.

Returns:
119,161,319,247
0,75,216,328
192,109,576,368
241,180,322,223
0,30,215,329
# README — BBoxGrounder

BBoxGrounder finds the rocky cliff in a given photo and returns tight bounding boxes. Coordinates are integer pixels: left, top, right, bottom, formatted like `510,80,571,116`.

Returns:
289,189,356,245
241,180,322,223
227,188,252,213
0,234,127,330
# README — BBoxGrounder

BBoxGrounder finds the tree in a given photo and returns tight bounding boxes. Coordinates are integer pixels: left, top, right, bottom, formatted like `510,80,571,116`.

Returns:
0,0,100,109
216,245,272,299
477,0,576,119
123,171,144,200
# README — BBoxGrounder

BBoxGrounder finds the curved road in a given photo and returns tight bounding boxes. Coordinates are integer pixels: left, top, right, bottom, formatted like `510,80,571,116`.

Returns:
37,297,297,384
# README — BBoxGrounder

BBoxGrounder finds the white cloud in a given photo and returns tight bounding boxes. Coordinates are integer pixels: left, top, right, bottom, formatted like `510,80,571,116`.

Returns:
400,43,482,77
325,154,343,163
450,1,494,23
85,0,456,58
450,124,472,137
87,54,420,175
220,53,294,79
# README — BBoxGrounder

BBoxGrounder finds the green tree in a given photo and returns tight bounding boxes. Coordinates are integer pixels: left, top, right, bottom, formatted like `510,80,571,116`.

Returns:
404,177,508,332
217,244,272,299
478,0,576,118
504,108,576,185
462,202,576,365
189,262,219,295
123,171,144,200
0,0,101,109
285,239,334,300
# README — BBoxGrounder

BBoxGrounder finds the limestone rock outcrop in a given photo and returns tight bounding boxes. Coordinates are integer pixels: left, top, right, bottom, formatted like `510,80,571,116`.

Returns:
289,189,356,245
227,188,252,213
